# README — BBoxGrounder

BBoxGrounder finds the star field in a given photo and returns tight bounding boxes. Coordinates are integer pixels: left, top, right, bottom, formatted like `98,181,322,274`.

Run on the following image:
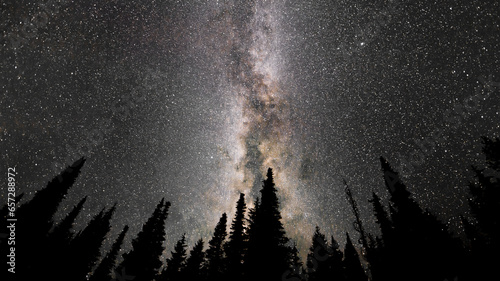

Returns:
1,0,499,260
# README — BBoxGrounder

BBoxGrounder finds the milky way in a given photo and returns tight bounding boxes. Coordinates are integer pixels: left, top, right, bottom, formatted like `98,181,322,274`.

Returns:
1,0,500,260
201,0,316,249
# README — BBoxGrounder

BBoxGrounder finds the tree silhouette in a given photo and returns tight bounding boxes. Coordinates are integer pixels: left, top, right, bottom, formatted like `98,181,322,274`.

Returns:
16,157,86,278
369,192,392,243
183,238,205,281
224,193,247,280
367,192,393,281
344,180,369,252
117,198,171,281
243,196,260,279
462,136,500,280
307,226,330,281
328,235,346,281
343,233,367,281
158,234,187,281
244,168,292,281
287,241,306,281
204,213,228,281
61,204,117,281
39,196,89,279
467,138,500,245
90,225,129,281
49,196,88,245
378,157,462,281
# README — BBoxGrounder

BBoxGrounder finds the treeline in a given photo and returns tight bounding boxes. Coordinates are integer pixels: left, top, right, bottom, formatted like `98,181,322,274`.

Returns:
1,137,499,281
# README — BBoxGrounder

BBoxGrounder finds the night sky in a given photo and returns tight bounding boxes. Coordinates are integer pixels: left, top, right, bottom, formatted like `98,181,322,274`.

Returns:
2,0,500,260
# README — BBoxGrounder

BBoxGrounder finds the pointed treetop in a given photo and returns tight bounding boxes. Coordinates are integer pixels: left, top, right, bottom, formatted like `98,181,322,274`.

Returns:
71,157,87,169
267,168,274,180
55,157,86,183
380,156,411,197
263,167,276,190
103,203,117,221
346,232,352,245
379,157,393,173
237,192,246,204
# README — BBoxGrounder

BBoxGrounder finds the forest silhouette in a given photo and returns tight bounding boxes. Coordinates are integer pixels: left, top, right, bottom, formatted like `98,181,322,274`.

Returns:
1,136,499,281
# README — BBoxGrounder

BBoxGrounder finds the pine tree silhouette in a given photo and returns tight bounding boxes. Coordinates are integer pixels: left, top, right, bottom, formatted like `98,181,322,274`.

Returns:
90,225,129,281
379,157,462,281
158,234,188,281
61,204,117,281
183,238,205,281
205,213,228,281
243,196,260,279
369,192,392,243
462,136,500,280
344,179,376,281
246,197,260,243
288,242,306,281
244,168,292,281
367,192,393,281
224,193,247,280
307,226,330,281
39,196,88,279
117,198,170,281
344,180,369,252
343,233,367,281
18,157,86,236
16,157,86,279
49,196,88,245
328,235,346,281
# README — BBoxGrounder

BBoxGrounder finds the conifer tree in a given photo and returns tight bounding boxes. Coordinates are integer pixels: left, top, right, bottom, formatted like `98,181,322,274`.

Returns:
224,193,247,280
243,197,260,279
344,180,369,252
379,157,462,281
289,242,305,281
16,157,86,278
117,198,171,281
183,239,205,281
49,196,88,245
343,233,367,281
307,226,330,281
63,204,116,281
328,235,345,281
205,213,228,281
369,192,392,242
39,196,89,279
463,137,500,280
159,234,188,281
244,168,292,281
468,137,500,230
367,192,393,281
246,197,260,244
90,225,129,281
18,157,86,237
